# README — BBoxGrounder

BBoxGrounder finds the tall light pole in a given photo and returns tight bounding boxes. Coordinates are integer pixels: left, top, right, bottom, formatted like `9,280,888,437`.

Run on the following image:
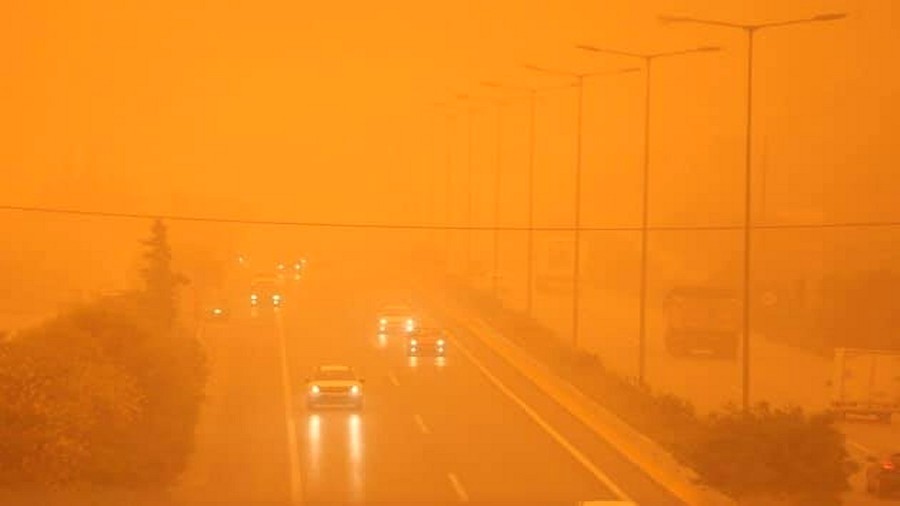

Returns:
454,94,478,282
660,11,847,410
432,102,457,275
576,44,720,386
489,99,505,298
481,81,575,316
522,64,639,348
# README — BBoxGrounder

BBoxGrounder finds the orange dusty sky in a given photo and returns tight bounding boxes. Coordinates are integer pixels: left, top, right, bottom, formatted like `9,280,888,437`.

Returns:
0,0,897,296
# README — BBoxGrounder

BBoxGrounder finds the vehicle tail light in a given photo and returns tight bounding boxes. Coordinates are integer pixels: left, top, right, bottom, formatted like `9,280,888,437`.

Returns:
883,461,895,470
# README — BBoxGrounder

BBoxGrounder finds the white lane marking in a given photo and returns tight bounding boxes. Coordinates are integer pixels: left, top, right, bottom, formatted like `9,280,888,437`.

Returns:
447,472,469,502
388,370,400,386
414,414,431,435
275,313,304,504
449,331,634,503
848,439,875,456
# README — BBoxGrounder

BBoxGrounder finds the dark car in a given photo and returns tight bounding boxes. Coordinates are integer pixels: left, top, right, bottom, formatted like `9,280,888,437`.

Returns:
866,453,900,497
407,328,447,357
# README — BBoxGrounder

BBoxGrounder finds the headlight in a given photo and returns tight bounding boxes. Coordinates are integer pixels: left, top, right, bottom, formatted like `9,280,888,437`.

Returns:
212,308,223,315
410,338,418,346
437,339,445,347
350,385,360,395
379,318,387,325
250,294,258,300
310,385,320,395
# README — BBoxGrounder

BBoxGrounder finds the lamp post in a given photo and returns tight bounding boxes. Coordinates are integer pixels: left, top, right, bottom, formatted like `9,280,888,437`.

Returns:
576,44,720,386
453,94,478,282
432,101,463,277
522,64,639,348
660,11,847,410
481,81,576,316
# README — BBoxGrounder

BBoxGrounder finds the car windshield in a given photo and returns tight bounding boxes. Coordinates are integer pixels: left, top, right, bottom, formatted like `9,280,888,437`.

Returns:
314,369,355,381
412,329,443,340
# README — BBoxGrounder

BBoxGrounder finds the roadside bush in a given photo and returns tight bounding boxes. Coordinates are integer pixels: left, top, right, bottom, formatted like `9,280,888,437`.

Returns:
445,280,856,505
0,315,143,487
687,404,855,505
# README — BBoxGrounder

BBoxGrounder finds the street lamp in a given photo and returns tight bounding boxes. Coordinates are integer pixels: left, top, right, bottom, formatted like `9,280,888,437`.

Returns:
576,44,720,386
473,87,510,300
660,11,847,410
455,93,503,289
481,80,576,316
431,101,458,276
522,64,640,348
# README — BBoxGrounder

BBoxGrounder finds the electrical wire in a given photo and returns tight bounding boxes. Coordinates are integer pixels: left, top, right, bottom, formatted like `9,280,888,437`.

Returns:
1,204,899,232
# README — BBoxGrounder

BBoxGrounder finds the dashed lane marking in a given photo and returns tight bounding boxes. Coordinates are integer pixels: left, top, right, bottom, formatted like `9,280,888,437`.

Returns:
447,472,469,502
414,413,431,435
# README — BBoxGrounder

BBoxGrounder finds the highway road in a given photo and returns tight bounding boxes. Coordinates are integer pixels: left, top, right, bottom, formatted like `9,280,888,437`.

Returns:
175,272,685,505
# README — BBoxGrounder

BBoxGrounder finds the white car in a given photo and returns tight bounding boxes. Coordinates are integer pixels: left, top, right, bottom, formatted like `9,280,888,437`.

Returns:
305,365,365,410
377,305,416,334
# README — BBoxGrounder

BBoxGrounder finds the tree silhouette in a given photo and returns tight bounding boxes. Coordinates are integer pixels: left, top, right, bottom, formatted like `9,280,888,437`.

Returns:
139,219,187,330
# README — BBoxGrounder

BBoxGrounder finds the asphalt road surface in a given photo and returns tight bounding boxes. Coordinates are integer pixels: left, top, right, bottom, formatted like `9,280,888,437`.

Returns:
175,273,685,505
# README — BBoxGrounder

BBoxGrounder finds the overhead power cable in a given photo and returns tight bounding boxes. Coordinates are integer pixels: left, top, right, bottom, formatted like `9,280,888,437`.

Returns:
1,204,899,232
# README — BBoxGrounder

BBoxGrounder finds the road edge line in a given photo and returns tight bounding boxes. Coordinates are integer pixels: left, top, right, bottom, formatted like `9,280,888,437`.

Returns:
449,331,635,503
275,313,304,504
444,302,736,506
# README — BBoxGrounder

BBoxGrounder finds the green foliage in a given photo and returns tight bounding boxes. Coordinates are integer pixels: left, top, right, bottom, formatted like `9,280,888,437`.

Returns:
686,404,855,505
0,221,207,490
448,280,856,505
0,314,143,487
140,219,188,330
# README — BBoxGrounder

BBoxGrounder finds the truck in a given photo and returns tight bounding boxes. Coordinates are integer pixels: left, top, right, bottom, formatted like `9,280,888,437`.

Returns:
663,286,741,358
831,348,900,422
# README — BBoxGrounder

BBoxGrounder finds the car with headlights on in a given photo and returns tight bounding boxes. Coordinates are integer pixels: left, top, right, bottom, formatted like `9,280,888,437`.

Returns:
305,365,365,410
407,327,447,357
249,277,283,308
866,452,900,497
204,305,230,321
377,304,416,334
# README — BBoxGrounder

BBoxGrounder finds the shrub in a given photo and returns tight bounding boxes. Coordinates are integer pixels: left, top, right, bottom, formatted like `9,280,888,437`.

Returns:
687,404,856,505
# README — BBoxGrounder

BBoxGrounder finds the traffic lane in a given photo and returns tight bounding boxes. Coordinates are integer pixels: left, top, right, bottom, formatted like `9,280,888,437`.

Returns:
173,313,291,505
396,352,622,504
281,283,616,503
430,304,686,505
280,293,461,504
